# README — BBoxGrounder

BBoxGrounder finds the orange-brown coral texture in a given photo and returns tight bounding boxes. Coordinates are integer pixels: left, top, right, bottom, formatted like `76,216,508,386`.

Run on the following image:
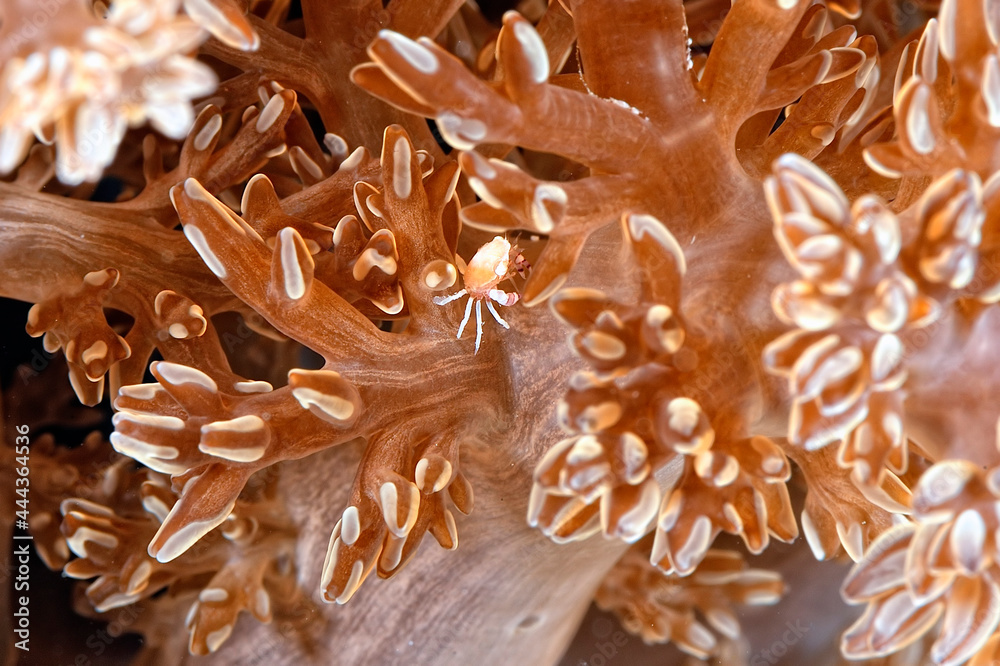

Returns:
6,0,1000,664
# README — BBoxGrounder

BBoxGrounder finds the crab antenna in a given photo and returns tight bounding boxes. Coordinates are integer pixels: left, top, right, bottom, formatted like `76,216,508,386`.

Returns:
457,296,474,339
433,289,467,305
486,300,510,329
474,300,483,353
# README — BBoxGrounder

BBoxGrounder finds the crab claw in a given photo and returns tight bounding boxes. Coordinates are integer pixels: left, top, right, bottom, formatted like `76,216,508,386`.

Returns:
488,289,519,306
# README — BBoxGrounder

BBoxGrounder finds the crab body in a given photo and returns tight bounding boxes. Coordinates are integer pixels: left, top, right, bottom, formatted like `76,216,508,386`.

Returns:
433,236,528,352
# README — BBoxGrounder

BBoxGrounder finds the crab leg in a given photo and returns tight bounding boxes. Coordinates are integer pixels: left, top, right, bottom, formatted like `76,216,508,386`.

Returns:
474,300,483,353
456,296,474,339
433,289,468,305
486,300,510,329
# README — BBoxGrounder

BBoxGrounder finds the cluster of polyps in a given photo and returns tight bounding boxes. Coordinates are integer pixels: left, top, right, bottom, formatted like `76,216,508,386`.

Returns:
0,0,259,184
595,546,784,658
842,451,1000,664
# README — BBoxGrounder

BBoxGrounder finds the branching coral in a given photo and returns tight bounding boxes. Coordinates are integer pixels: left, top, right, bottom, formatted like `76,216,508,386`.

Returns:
355,1,880,304
7,0,1000,665
114,126,481,608
2,87,300,406
60,467,301,655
